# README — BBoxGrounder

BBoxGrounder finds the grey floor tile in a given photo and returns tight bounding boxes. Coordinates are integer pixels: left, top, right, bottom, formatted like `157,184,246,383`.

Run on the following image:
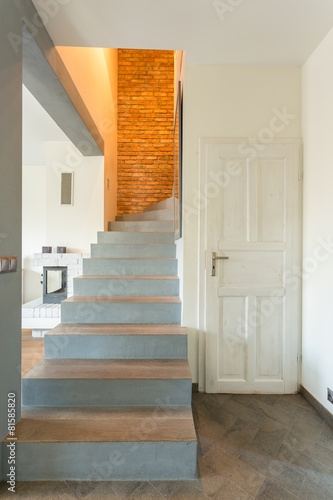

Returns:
192,409,209,429
317,421,333,448
309,421,333,468
0,481,29,499
168,481,208,499
256,478,296,499
280,394,305,408
203,445,265,497
198,421,243,456
197,434,216,458
228,394,255,407
276,442,333,493
300,396,319,412
192,393,206,404
265,459,305,497
0,482,8,497
84,482,120,499
308,440,333,469
148,480,187,498
110,480,142,496
196,461,227,497
287,416,322,452
239,448,272,477
129,481,164,498
212,477,252,499
248,398,295,429
66,481,101,498
254,394,282,407
275,398,324,427
193,395,235,428
209,394,232,406
214,418,260,458
298,477,333,500
0,393,327,499
12,481,75,499
247,417,289,457
221,399,267,428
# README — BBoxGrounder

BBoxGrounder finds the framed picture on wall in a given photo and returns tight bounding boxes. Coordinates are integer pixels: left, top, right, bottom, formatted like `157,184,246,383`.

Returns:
60,172,74,206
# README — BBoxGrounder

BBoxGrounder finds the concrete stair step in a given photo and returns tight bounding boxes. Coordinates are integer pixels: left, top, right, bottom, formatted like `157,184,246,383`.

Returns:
61,296,181,324
116,208,174,222
97,231,174,245
1,406,197,480
91,243,176,258
108,220,174,233
83,257,178,276
144,197,174,212
44,323,187,359
22,359,192,407
73,275,179,297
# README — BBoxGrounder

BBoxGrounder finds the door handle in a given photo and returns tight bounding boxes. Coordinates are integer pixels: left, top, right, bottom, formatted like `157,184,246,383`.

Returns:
212,252,229,276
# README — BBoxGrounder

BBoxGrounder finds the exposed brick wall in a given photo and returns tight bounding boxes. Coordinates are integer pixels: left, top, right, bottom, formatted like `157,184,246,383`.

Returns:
117,49,174,214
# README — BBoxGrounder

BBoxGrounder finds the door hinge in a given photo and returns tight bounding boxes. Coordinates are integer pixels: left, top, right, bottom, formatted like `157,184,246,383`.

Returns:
298,171,303,181
297,353,302,363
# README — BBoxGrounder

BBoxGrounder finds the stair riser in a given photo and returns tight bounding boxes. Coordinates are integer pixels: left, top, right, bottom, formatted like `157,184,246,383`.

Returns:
44,335,187,359
108,221,174,232
61,302,181,324
116,209,174,221
22,379,192,406
83,259,178,276
144,197,174,212
73,278,179,297
1,441,197,481
97,232,175,244
91,244,176,258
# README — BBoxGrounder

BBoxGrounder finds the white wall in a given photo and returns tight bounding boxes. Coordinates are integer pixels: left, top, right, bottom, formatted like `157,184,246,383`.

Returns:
302,29,333,415
183,65,302,383
23,85,68,166
56,47,118,228
22,166,46,302
22,142,104,303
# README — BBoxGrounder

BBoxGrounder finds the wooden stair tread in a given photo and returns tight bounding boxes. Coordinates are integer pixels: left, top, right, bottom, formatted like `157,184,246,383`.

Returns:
75,275,179,280
3,406,196,443
110,222,174,224
93,243,174,246
48,324,187,336
23,359,192,380
63,296,181,303
87,257,176,260
105,231,173,234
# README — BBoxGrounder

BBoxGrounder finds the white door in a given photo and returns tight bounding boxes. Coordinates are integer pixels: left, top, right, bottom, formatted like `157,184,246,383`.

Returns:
200,139,302,394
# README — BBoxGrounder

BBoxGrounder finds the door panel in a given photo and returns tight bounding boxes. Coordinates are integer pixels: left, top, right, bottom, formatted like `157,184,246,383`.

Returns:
218,297,246,380
201,139,301,394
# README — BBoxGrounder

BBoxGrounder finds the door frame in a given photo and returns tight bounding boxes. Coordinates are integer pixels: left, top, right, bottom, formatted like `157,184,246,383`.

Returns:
198,137,303,393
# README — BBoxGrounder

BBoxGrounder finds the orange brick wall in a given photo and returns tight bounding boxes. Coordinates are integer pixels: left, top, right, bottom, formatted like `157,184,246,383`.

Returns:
117,49,174,214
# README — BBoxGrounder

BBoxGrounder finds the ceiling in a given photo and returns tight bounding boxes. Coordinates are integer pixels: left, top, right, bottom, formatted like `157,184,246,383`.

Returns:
33,0,333,65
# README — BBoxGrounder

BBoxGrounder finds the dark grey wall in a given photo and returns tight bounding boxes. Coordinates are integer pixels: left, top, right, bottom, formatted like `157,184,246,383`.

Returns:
0,0,23,478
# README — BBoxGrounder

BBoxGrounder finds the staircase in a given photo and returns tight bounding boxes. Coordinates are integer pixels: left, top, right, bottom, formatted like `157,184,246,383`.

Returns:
2,199,197,481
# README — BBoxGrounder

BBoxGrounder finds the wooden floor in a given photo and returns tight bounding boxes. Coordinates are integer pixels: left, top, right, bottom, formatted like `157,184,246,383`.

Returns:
21,329,44,378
